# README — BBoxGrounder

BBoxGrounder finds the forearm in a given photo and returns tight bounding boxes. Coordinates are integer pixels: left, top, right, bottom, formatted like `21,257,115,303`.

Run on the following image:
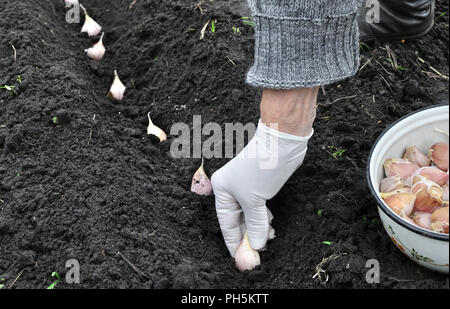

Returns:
246,0,360,89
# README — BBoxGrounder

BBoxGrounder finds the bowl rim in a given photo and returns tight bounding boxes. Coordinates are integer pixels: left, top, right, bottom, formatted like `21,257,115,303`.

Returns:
366,104,449,242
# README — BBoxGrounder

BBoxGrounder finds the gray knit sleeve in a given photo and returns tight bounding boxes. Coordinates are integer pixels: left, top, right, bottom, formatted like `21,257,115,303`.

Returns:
246,0,360,89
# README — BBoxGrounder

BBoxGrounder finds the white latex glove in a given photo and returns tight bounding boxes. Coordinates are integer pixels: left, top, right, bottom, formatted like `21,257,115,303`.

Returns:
211,120,313,257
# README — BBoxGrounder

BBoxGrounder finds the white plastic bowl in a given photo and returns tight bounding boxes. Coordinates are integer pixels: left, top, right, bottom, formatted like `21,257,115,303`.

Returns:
367,105,449,274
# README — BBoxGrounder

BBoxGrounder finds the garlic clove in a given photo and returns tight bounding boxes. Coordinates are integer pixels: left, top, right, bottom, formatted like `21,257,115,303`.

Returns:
380,176,405,193
412,166,449,186
403,146,431,167
411,176,443,213
85,32,105,61
402,214,416,226
65,0,79,5
384,159,419,180
442,184,449,203
428,142,449,172
413,212,432,230
234,232,261,272
147,113,167,142
191,158,212,196
80,4,102,37
430,207,449,234
108,70,126,101
379,187,411,199
382,192,416,217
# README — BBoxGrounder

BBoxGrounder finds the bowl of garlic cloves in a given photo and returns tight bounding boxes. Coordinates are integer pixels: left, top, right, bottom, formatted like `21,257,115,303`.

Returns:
367,104,449,274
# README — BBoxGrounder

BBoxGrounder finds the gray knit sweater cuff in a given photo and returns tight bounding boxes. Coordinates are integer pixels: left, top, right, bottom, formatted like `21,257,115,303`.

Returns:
246,0,360,89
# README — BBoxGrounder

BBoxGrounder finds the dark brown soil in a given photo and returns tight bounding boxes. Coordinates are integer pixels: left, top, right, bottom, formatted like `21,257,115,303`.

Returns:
0,0,449,289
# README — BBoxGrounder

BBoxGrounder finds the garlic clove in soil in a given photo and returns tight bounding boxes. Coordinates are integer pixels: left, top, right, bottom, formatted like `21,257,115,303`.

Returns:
108,70,126,101
403,146,431,167
413,212,432,230
191,158,212,196
80,4,102,37
428,142,449,172
85,32,105,61
380,176,405,193
65,0,79,5
147,112,167,142
412,166,449,187
411,176,443,213
384,159,419,180
430,207,449,234
382,192,416,217
234,232,261,272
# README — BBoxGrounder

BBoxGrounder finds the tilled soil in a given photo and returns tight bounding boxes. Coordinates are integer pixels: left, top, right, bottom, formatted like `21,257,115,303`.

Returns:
0,0,449,289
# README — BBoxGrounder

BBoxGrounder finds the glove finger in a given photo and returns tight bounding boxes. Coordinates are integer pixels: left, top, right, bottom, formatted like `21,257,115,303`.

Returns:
212,173,243,257
242,197,269,251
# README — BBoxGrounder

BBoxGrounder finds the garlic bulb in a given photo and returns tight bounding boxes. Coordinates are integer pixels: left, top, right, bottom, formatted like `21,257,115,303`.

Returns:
234,232,261,272
384,159,419,180
403,146,431,167
428,142,449,172
191,158,212,196
108,70,126,101
147,112,167,142
85,32,105,61
80,4,102,37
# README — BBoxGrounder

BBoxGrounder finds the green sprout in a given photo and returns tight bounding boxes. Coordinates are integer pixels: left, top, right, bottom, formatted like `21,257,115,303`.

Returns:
322,241,333,246
0,278,5,289
359,42,370,51
52,116,58,124
211,19,217,33
232,26,240,34
46,272,61,290
0,85,17,96
317,209,323,216
241,16,255,27
435,11,447,22
328,146,346,159
16,75,22,84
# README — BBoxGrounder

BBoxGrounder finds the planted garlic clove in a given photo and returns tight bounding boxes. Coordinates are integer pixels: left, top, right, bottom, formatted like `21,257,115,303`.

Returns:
191,158,212,196
147,113,167,142
412,166,449,186
382,192,416,217
430,207,449,234
384,159,419,180
65,0,79,5
403,146,431,167
380,176,405,193
85,32,105,61
411,176,443,213
234,232,261,272
413,212,432,230
108,70,126,101
428,142,449,172
80,4,102,37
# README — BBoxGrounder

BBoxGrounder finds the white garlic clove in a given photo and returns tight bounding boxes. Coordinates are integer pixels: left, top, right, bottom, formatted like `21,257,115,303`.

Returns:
80,4,102,37
411,176,443,213
380,176,405,193
428,142,449,172
85,32,105,61
191,158,212,196
147,113,167,142
234,232,261,272
384,159,419,180
108,70,126,101
403,146,431,167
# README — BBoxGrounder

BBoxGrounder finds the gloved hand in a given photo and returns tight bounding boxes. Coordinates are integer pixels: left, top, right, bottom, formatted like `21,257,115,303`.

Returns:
211,120,313,257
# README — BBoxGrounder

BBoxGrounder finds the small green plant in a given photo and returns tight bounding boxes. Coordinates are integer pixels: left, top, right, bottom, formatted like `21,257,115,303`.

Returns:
322,241,333,246
16,75,22,84
359,42,370,51
0,85,17,96
435,11,447,22
46,272,60,290
232,26,240,34
0,278,5,289
328,146,346,159
52,116,58,124
241,16,255,27
317,209,323,216
211,19,217,33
